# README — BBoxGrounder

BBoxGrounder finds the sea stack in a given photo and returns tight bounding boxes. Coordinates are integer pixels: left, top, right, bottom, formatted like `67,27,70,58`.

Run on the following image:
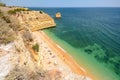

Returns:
55,12,61,18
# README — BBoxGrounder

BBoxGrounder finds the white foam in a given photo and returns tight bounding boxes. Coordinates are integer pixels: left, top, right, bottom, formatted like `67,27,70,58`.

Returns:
56,44,67,53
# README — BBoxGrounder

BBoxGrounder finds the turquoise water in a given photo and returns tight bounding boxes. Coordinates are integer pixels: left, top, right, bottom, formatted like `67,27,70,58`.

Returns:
30,8,120,80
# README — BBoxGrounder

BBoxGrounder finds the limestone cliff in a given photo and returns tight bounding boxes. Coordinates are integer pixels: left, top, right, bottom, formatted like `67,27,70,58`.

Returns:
11,11,56,31
0,6,56,31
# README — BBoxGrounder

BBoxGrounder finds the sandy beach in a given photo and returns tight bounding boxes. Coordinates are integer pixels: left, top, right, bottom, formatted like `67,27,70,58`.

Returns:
32,31,95,80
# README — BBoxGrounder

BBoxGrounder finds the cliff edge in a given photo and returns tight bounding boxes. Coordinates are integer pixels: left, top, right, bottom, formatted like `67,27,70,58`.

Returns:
0,6,56,31
14,11,56,31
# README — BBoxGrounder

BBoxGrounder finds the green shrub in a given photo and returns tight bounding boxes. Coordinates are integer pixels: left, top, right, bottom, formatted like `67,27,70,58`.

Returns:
39,11,44,14
8,10,16,14
0,3,6,6
8,8,29,14
32,43,39,52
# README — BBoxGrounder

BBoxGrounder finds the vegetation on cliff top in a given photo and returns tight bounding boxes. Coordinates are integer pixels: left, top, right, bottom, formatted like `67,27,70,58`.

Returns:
0,3,6,7
8,8,30,14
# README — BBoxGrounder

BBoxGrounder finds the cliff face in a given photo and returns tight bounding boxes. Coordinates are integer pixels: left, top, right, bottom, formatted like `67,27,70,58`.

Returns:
0,6,56,31
11,11,56,31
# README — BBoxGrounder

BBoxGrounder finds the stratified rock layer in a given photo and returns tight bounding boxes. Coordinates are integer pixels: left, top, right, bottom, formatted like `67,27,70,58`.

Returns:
11,11,56,31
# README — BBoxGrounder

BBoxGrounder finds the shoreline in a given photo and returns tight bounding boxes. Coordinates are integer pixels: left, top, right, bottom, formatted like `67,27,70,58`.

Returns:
39,30,95,80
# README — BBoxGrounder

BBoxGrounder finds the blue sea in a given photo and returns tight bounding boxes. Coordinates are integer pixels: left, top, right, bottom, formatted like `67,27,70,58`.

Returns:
30,7,120,80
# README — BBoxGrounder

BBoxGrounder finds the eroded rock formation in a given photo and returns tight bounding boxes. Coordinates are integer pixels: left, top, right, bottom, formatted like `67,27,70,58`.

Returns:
55,12,61,18
10,11,56,31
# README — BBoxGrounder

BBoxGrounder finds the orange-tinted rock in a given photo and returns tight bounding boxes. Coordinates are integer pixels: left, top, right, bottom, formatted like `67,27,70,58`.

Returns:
11,11,56,31
55,12,61,18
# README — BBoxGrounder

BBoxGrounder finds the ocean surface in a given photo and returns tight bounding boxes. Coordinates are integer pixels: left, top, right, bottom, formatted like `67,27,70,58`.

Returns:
30,7,120,80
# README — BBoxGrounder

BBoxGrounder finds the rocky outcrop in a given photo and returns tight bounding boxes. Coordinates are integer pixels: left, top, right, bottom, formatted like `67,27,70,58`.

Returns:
11,11,56,31
55,12,61,18
0,7,56,31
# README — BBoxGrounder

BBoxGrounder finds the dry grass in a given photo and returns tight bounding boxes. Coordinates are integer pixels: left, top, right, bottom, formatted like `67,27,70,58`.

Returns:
0,18,15,44
5,67,46,80
5,66,63,80
1,16,11,23
8,8,30,14
22,30,33,42
9,22,22,31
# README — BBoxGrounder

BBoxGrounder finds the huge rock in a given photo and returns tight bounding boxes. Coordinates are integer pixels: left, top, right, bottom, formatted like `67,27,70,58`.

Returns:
11,11,56,31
